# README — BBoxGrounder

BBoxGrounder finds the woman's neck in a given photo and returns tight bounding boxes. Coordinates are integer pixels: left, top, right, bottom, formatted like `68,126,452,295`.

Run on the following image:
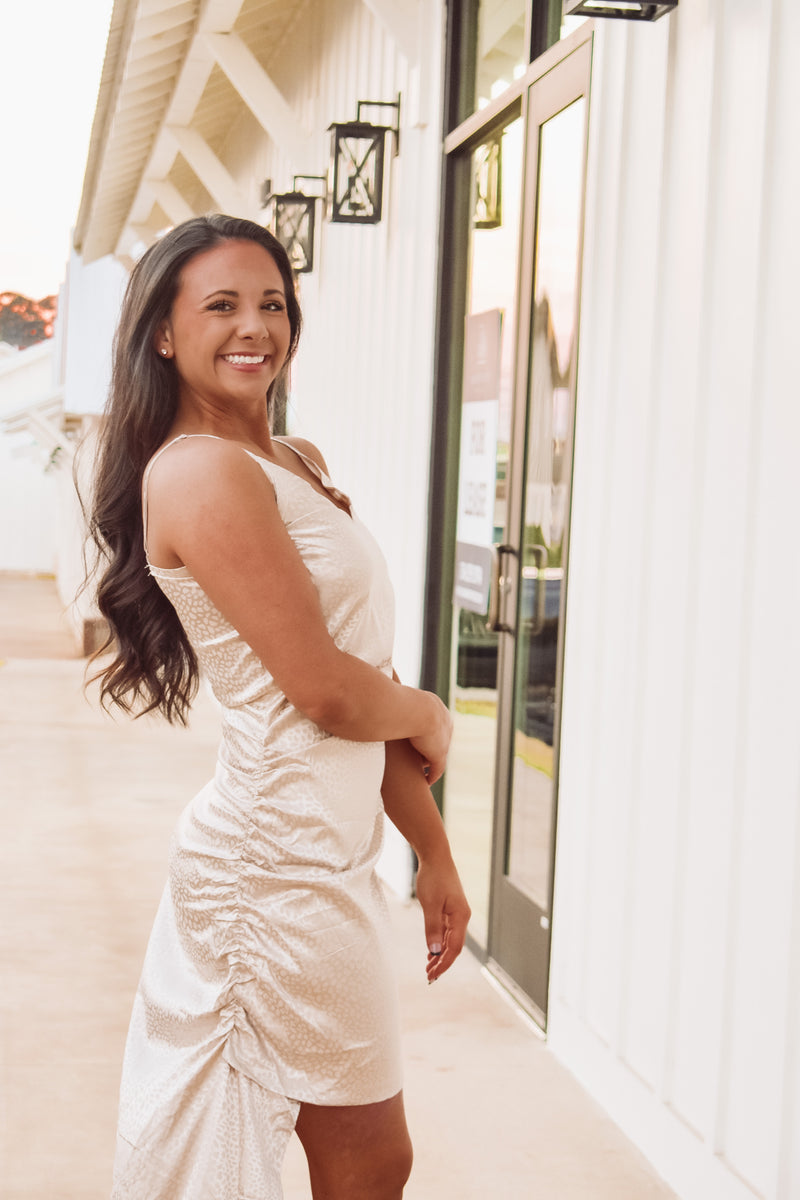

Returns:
169,398,274,457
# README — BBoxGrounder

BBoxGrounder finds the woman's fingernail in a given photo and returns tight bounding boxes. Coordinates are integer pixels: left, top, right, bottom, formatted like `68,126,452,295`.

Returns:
428,943,442,955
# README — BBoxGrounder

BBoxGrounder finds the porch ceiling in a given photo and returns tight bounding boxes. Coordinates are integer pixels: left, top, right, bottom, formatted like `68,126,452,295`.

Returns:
74,0,305,264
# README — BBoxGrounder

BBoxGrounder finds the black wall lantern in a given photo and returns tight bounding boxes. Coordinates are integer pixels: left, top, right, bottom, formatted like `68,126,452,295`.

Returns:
564,0,677,19
328,95,401,224
266,176,327,273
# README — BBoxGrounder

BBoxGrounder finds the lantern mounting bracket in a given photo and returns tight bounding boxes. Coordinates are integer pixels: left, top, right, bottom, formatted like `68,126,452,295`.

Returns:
355,94,401,156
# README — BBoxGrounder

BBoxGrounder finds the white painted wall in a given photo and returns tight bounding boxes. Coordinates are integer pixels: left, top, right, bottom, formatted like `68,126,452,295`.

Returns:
0,342,58,572
53,422,103,641
549,4,800,1199
61,249,128,416
43,252,128,636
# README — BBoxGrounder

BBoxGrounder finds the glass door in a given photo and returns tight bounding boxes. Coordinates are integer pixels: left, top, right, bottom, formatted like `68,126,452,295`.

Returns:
437,29,592,1024
442,113,524,948
487,44,591,1020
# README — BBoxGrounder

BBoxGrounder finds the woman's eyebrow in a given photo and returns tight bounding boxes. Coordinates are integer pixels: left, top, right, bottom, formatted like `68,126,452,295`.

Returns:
201,288,285,301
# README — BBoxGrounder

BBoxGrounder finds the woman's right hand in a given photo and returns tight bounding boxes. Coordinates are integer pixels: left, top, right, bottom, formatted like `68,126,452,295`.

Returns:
408,692,453,785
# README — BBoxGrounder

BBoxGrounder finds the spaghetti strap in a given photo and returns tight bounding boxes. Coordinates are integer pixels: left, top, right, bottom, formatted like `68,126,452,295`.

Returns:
275,439,352,513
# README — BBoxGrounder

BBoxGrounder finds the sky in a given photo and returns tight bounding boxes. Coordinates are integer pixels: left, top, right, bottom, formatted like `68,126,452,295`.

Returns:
0,0,116,299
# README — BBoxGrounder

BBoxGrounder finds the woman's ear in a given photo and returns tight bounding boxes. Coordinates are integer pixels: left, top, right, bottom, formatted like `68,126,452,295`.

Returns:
154,323,173,359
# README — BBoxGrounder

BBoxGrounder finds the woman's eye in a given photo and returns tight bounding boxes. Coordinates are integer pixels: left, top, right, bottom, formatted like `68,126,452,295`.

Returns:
206,299,284,313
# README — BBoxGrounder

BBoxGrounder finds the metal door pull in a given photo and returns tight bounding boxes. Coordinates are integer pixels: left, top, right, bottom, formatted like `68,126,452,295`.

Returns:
486,543,516,632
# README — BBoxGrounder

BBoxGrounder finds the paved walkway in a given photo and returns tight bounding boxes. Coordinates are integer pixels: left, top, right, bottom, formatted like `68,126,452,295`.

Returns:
0,574,675,1199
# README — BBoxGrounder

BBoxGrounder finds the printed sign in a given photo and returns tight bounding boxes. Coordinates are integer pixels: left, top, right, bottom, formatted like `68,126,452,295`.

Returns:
453,541,494,613
454,310,502,615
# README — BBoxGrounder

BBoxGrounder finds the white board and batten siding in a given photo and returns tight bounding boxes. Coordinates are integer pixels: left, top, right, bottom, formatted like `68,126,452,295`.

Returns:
550,4,800,1199
223,0,445,689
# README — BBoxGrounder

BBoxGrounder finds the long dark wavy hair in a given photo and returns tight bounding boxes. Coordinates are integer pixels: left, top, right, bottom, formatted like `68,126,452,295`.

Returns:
86,215,303,725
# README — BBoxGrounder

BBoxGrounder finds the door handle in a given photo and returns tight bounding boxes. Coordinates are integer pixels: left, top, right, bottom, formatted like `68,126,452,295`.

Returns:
486,543,516,633
529,543,547,636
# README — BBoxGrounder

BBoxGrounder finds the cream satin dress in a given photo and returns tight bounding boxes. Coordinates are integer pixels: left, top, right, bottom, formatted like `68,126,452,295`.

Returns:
112,435,401,1199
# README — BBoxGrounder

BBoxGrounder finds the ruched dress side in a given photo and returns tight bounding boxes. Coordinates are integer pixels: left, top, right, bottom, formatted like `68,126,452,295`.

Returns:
111,437,401,1200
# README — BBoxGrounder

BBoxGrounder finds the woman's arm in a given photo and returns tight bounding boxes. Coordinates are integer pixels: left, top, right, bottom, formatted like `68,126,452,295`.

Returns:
145,437,451,770
381,736,471,983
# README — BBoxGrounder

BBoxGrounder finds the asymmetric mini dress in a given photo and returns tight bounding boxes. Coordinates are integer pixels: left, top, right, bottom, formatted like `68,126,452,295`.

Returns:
112,435,401,1199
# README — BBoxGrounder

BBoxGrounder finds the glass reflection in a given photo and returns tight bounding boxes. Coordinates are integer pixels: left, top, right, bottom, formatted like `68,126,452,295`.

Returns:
443,117,523,947
456,4,588,124
475,1,528,109
506,98,585,909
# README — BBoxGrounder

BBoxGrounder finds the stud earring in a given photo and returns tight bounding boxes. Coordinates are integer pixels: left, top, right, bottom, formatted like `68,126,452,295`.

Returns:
160,349,168,356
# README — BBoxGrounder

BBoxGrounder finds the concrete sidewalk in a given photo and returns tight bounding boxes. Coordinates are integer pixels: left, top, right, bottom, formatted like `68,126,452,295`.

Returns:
0,574,674,1199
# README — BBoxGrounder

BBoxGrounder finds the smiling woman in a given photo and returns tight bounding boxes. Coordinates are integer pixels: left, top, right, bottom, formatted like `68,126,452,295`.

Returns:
86,214,469,1200
88,217,301,725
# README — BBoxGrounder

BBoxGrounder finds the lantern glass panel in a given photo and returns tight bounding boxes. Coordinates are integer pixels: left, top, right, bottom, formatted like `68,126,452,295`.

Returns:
274,194,315,273
330,123,385,223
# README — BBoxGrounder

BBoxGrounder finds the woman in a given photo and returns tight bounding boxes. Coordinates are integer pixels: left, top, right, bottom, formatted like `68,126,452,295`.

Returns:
89,214,470,1200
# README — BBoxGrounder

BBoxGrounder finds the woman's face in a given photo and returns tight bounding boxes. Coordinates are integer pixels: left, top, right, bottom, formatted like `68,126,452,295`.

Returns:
158,238,292,416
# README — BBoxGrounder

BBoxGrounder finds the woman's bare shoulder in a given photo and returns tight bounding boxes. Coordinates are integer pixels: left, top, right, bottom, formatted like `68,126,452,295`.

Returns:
148,434,256,481
146,435,272,511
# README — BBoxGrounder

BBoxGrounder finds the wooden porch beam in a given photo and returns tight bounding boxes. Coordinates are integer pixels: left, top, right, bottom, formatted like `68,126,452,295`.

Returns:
202,32,313,161
198,0,246,33
166,126,248,215
146,178,197,226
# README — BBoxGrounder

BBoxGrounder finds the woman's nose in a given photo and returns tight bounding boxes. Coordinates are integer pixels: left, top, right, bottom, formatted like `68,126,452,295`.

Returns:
236,306,271,340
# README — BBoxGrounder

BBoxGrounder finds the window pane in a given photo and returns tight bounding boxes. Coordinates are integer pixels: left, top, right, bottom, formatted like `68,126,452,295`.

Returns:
475,0,528,109
506,98,586,908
